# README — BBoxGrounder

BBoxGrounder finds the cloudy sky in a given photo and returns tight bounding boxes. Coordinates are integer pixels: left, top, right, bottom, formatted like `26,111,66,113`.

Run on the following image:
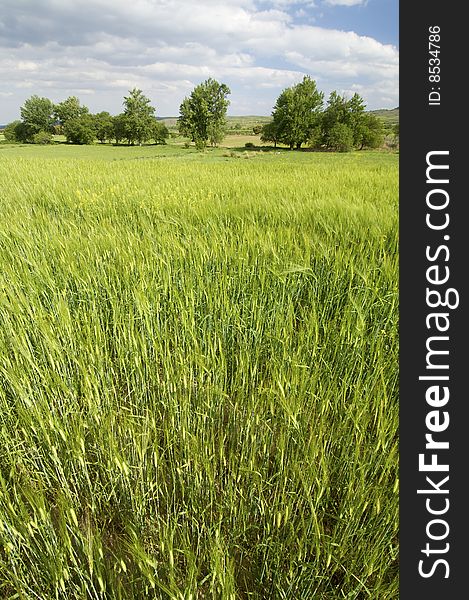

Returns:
0,0,398,122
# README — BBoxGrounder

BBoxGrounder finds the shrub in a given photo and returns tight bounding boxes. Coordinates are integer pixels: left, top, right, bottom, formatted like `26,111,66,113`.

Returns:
244,142,255,148
32,130,53,144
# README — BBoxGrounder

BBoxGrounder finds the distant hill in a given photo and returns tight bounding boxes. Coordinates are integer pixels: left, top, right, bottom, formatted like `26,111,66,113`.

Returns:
369,107,399,127
158,115,271,131
160,109,399,132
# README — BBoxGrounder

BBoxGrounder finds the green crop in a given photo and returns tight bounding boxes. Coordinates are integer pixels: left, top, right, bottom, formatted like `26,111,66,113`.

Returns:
0,150,398,599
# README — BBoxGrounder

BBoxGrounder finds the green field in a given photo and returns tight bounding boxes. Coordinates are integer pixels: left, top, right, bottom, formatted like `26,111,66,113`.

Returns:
0,143,398,598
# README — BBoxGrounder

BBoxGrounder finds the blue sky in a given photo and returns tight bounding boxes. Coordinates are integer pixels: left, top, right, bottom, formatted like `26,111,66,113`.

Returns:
0,0,398,122
310,0,398,46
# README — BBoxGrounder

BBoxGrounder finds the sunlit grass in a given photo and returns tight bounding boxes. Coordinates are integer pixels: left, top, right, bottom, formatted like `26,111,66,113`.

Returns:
0,150,398,599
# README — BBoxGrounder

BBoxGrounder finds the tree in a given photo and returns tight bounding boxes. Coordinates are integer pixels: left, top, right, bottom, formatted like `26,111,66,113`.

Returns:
252,124,263,135
20,95,55,141
94,111,114,143
178,78,230,149
327,123,354,152
320,91,382,151
63,114,96,144
270,76,323,149
151,119,169,144
122,88,156,145
54,96,89,127
260,121,280,148
355,113,384,149
112,113,127,144
3,121,22,142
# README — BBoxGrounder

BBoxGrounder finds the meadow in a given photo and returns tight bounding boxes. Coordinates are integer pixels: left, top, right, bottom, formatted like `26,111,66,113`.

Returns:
0,141,398,598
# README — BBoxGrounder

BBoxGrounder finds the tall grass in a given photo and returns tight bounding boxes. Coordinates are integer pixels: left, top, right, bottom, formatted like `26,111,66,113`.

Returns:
0,152,398,598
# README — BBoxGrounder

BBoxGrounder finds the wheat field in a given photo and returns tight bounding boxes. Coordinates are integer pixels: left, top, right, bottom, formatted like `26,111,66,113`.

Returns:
0,148,398,599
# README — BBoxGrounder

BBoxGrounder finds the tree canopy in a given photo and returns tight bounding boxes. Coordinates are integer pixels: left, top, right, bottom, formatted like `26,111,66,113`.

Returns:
54,96,89,127
319,91,384,151
178,78,230,149
270,76,324,149
122,88,156,145
18,95,55,142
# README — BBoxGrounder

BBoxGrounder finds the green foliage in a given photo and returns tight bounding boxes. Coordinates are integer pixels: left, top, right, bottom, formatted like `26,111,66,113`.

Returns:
54,96,89,126
19,95,55,141
93,111,114,144
122,88,156,145
252,124,263,135
320,92,383,151
260,121,280,147
327,123,354,152
3,120,22,142
32,130,53,145
112,113,127,145
151,119,169,145
63,114,96,144
178,78,231,148
271,76,324,149
356,113,385,149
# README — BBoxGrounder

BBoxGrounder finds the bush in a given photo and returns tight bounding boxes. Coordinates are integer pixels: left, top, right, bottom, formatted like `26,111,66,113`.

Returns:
32,130,53,145
244,142,255,148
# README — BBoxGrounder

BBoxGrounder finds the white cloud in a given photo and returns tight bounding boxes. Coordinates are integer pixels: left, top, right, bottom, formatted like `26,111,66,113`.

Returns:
324,0,367,6
0,0,398,120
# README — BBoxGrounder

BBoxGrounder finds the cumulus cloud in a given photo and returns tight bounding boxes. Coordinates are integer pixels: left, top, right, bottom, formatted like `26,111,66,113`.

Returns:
0,0,398,120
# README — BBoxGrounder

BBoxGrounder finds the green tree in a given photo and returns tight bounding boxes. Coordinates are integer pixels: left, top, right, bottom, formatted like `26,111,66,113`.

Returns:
260,121,280,148
112,113,127,145
320,91,381,151
319,91,349,148
271,76,324,149
94,111,114,143
151,119,169,144
355,113,384,149
122,88,156,145
20,95,55,141
54,96,89,127
327,123,354,152
178,78,230,149
3,120,22,142
63,114,96,144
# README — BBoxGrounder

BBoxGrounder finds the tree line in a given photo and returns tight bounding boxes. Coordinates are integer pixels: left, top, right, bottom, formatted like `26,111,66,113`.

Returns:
3,75,392,151
3,89,169,146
